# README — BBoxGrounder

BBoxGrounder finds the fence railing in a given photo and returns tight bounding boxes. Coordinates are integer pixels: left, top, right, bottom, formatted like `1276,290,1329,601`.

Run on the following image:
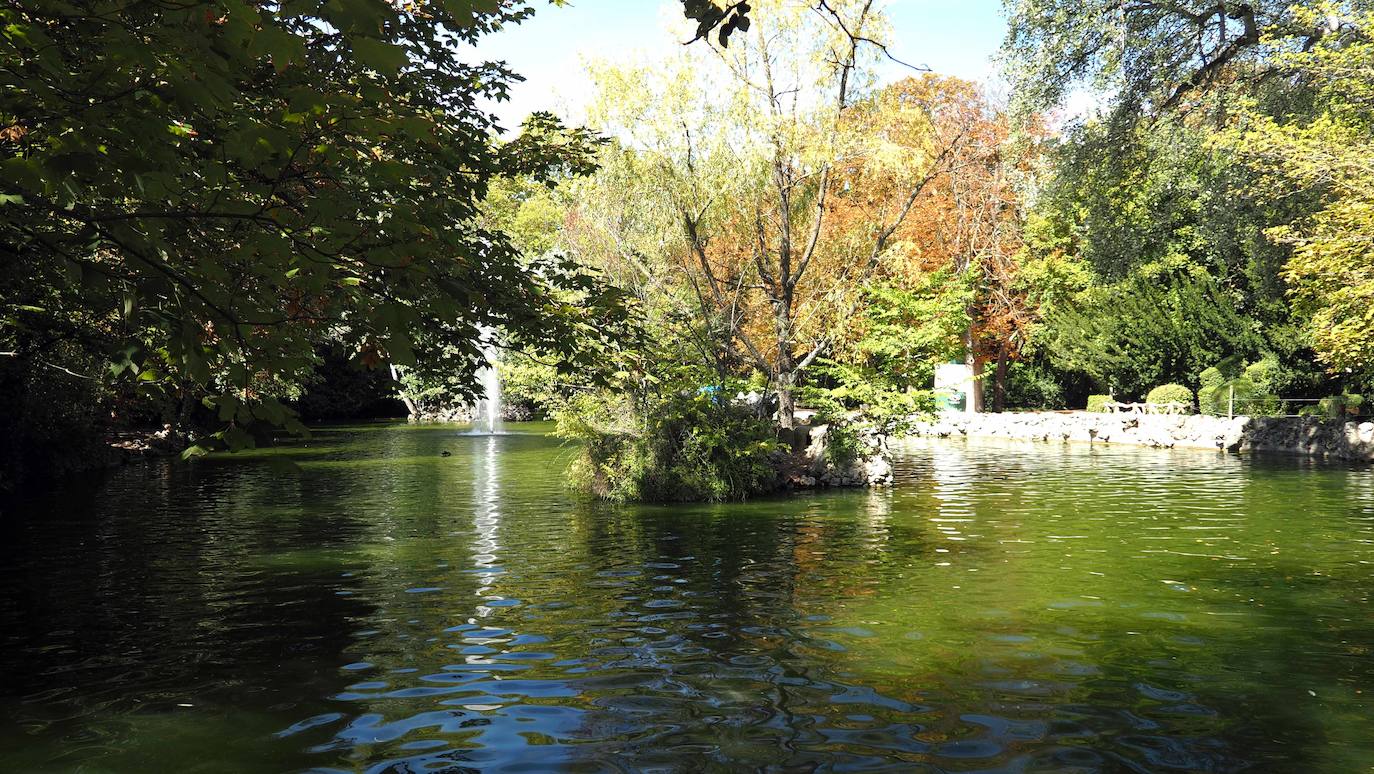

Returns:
1197,397,1370,420
1092,397,1369,420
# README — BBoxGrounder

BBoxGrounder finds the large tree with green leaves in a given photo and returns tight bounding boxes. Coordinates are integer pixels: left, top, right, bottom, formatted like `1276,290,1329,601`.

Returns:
1220,6,1374,383
1004,0,1371,120
1005,0,1367,399
1,0,629,457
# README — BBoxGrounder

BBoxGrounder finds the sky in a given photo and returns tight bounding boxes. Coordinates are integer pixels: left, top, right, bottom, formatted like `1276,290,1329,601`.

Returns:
470,0,1010,131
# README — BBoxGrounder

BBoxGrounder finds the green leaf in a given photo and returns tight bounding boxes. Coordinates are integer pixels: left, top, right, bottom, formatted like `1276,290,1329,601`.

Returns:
352,37,408,74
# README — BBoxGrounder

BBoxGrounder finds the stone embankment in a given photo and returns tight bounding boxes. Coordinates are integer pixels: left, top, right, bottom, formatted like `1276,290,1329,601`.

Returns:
780,423,895,489
409,405,474,423
904,412,1374,462
409,404,536,423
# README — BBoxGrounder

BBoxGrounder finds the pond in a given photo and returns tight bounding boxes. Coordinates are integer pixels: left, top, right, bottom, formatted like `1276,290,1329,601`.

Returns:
2,422,1373,772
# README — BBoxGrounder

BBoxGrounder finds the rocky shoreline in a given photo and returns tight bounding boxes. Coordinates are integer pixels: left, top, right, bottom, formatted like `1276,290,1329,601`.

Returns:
902,411,1374,462
779,422,895,489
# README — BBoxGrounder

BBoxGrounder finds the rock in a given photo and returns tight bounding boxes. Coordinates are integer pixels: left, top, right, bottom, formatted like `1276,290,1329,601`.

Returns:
898,411,1374,462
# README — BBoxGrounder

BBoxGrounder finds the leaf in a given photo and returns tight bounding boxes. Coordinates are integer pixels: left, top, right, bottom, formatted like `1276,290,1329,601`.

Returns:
222,425,256,451
352,37,408,74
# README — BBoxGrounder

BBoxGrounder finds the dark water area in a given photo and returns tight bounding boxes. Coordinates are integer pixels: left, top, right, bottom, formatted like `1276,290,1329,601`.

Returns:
2,422,1372,772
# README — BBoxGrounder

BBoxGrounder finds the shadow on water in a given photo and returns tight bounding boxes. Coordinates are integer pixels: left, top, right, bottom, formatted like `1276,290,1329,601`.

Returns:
1,423,1372,771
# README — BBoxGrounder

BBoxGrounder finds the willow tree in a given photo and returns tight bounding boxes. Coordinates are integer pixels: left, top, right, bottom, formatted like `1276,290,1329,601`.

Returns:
581,0,967,428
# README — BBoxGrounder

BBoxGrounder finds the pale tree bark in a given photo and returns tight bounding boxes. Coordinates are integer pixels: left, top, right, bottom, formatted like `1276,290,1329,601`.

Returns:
389,363,418,417
965,326,985,414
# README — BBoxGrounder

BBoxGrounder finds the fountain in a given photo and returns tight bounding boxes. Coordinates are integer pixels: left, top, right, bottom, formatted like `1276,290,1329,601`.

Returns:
471,326,502,434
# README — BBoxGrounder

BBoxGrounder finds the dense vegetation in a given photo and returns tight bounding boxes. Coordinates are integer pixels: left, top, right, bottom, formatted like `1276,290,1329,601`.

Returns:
3,0,1372,497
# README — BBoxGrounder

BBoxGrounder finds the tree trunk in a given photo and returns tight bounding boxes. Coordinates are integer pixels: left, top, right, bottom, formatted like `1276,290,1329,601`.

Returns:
389,363,418,417
968,358,985,414
776,370,796,430
991,348,1009,413
176,381,193,433
964,327,984,414
773,292,798,430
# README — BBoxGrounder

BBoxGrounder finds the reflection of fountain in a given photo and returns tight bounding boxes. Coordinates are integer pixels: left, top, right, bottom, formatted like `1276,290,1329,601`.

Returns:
472,325,502,435
471,434,503,617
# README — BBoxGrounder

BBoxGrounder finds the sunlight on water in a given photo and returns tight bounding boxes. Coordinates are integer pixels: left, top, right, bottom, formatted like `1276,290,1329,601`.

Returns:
1,424,1372,772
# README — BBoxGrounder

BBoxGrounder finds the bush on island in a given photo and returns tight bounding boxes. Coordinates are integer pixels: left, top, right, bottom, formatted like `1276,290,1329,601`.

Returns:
555,388,782,503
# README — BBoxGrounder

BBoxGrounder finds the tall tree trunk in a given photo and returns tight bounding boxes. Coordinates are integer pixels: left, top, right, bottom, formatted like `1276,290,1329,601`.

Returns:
776,372,797,430
964,326,984,414
774,292,798,430
176,380,193,434
991,347,1009,413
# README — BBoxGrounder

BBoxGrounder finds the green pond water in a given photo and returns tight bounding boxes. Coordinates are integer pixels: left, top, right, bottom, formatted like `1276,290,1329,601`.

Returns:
2,422,1373,773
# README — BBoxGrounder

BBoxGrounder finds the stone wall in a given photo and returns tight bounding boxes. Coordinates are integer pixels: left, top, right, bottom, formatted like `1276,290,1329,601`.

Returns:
780,423,894,488
408,404,537,423
904,411,1374,462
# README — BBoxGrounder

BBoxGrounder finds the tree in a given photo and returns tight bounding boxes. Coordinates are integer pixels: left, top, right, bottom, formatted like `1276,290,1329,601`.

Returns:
1220,7,1374,383
1003,0,1370,120
0,0,629,454
1021,112,1329,398
1038,257,1263,396
581,0,967,428
858,78,1040,411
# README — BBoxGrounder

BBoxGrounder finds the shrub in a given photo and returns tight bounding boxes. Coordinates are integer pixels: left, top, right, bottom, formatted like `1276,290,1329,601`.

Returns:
1146,384,1193,410
0,352,115,493
1346,394,1365,415
1242,393,1283,417
1316,394,1367,418
295,346,407,421
555,389,782,503
1004,359,1067,410
805,395,863,466
1318,396,1346,418
1243,356,1283,395
800,358,932,435
1197,357,1282,417
1200,377,1259,416
1198,384,1222,415
1086,394,1112,413
497,357,561,420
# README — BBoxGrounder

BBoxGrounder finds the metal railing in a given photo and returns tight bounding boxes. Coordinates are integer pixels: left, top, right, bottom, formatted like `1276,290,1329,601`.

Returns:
1197,397,1370,420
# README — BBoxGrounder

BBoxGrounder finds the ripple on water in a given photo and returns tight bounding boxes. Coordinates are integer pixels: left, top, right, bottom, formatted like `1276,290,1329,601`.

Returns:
1,427,1373,772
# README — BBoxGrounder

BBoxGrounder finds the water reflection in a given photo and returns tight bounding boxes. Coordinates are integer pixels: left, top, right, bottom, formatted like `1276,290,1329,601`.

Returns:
472,434,503,616
1,425,1372,772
